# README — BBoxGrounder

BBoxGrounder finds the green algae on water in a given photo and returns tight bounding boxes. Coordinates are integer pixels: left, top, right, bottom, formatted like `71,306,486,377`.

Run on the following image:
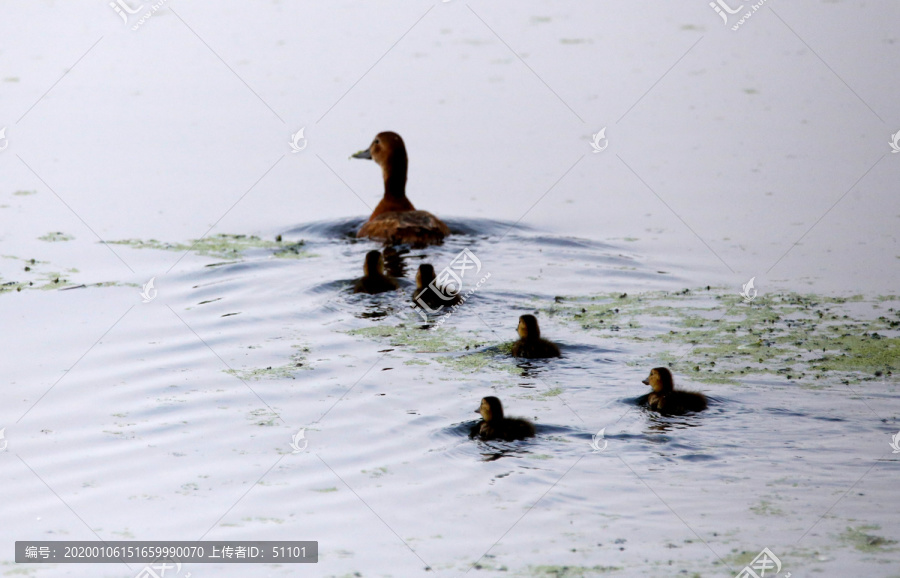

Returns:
434,350,523,375
109,234,311,260
524,565,621,577
840,525,898,552
224,345,309,381
38,231,73,242
346,324,481,353
347,324,521,375
545,289,900,385
749,499,785,517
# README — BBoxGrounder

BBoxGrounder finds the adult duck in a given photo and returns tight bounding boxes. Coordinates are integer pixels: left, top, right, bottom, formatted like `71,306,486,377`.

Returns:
352,132,450,247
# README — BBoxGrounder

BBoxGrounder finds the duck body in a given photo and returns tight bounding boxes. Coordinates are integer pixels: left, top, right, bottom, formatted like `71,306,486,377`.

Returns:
359,210,449,248
511,338,561,359
645,391,707,414
352,132,449,247
470,396,535,442
353,275,399,295
353,250,399,294
639,367,707,415
511,314,560,359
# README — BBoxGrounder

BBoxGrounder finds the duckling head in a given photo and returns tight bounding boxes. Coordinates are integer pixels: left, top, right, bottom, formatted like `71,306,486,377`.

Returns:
517,314,541,340
475,396,505,422
352,131,408,195
363,250,385,277
642,367,674,394
416,264,436,289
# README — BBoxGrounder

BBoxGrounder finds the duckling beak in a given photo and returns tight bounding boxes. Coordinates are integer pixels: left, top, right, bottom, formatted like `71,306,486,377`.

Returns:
351,149,372,160
474,408,480,414
641,378,650,385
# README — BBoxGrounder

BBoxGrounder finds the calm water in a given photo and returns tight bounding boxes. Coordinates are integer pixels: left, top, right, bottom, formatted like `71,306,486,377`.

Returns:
3,0,900,576
3,217,898,577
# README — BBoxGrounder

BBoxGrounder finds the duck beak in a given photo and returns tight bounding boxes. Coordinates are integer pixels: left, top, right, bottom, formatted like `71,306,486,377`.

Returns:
641,378,649,385
351,149,372,160
474,408,481,414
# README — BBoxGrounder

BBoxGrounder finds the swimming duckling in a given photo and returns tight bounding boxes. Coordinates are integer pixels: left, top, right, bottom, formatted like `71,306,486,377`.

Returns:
411,264,461,310
352,132,450,247
352,250,399,294
511,314,561,358
471,396,535,442
639,367,707,415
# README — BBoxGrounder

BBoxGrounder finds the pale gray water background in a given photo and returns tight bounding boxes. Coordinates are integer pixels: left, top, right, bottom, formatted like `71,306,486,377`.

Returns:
2,1,899,577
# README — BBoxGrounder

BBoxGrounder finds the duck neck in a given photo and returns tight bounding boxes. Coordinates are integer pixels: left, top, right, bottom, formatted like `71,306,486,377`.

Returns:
382,158,408,200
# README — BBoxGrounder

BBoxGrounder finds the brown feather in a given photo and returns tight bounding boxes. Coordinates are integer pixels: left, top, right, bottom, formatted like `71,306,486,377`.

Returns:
358,210,450,248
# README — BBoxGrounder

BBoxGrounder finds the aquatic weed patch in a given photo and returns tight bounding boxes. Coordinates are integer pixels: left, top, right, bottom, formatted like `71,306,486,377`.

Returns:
346,324,520,374
1,256,77,293
523,565,622,577
840,525,898,552
224,345,310,381
544,289,900,385
109,234,311,260
346,324,479,353
38,231,73,242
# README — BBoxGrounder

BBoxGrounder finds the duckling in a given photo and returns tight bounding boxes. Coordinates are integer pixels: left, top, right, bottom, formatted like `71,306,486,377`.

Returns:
639,367,707,415
471,396,535,442
352,132,450,247
511,314,561,358
352,250,399,294
411,264,461,310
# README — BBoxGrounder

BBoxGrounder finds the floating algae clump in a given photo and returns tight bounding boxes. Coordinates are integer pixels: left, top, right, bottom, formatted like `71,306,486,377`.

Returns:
840,525,898,552
545,289,900,385
525,565,622,577
224,345,310,381
346,324,479,353
38,231,74,242
346,324,520,375
109,234,310,260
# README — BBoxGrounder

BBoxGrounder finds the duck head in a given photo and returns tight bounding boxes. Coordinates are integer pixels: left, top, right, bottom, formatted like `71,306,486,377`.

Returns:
476,396,504,422
363,250,385,277
352,131,408,198
416,264,436,289
517,314,540,340
642,367,674,394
